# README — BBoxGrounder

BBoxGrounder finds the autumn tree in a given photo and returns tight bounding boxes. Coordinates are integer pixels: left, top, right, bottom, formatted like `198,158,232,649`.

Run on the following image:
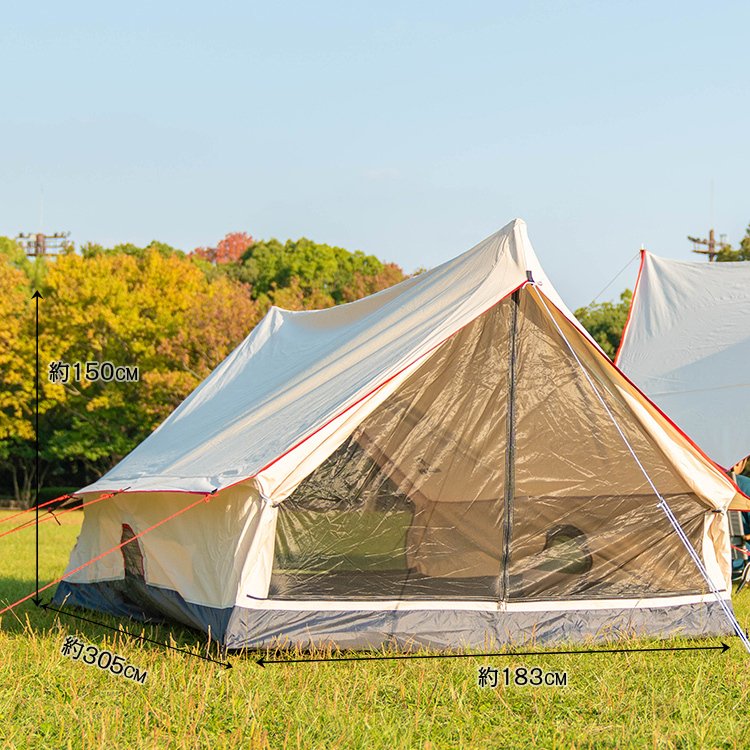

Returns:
193,232,254,265
80,240,184,259
0,230,408,499
340,262,407,303
40,249,259,480
0,254,38,504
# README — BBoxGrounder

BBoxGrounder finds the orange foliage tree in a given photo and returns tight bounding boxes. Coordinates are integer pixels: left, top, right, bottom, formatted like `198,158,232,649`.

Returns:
192,232,254,265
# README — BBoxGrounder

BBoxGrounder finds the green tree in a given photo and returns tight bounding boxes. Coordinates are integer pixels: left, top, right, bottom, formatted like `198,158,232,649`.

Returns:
716,223,750,261
80,240,184,259
574,289,633,359
0,236,32,273
232,237,405,308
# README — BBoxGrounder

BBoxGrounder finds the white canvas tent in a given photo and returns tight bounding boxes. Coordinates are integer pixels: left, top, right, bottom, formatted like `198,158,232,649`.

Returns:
616,251,750,473
54,220,746,650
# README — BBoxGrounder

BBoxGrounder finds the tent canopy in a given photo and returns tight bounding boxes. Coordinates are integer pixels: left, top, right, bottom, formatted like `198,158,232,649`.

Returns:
616,251,750,470
82,219,590,496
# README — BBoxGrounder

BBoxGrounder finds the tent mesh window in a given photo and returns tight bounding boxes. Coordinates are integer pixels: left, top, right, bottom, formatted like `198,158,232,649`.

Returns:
270,291,710,602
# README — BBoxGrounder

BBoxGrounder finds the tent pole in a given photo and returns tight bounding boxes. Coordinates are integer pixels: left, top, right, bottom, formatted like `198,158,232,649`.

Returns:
500,289,520,601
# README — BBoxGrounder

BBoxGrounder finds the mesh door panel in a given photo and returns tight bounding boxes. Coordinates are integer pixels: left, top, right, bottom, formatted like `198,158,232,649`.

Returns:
507,292,708,600
270,300,512,600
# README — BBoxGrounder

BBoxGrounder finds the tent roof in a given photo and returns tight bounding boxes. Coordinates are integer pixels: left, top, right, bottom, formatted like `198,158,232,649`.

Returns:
82,219,587,494
616,251,750,468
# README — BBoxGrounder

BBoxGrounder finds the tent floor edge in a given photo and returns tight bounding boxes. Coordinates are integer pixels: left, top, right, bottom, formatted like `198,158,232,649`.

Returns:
52,580,232,645
223,598,733,651
47,581,736,653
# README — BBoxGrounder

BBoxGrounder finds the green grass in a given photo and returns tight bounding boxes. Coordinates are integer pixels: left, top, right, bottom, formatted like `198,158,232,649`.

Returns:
1,509,749,749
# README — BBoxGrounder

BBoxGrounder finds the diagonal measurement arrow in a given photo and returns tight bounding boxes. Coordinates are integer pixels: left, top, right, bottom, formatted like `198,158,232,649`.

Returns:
31,290,42,607
256,641,730,667
41,602,232,669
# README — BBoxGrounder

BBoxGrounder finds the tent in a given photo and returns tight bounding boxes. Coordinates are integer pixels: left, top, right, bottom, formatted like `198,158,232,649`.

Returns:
53,220,747,651
616,251,750,471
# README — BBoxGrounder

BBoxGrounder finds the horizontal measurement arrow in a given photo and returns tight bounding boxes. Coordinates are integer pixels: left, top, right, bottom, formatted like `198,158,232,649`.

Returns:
256,641,729,667
41,602,232,669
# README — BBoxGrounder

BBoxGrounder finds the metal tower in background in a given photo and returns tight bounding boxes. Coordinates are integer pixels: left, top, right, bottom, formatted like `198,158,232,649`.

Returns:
687,228,729,261
16,231,71,258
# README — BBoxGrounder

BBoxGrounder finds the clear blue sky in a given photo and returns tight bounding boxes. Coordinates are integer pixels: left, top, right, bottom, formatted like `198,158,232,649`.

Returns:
2,1,748,307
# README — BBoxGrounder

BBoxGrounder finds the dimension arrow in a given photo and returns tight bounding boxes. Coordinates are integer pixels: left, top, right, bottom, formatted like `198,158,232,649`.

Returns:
32,290,42,607
256,641,730,667
41,602,232,669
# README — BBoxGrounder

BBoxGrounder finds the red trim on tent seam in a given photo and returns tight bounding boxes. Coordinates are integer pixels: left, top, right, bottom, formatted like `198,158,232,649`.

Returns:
535,286,750,507
0,493,77,525
613,249,646,365
0,491,215,617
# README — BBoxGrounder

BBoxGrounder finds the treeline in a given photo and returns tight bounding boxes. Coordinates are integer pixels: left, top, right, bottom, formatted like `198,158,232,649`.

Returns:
0,233,405,503
3,222,749,504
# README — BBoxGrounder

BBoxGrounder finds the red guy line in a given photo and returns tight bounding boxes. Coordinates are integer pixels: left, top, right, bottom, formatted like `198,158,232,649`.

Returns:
0,491,119,541
0,493,76,525
0,491,214,617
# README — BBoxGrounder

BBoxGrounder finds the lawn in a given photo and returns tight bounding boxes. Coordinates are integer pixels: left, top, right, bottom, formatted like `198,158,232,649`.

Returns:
0,508,749,749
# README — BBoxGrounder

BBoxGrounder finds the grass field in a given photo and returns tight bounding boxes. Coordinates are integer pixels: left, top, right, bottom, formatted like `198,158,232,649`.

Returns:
1,509,749,749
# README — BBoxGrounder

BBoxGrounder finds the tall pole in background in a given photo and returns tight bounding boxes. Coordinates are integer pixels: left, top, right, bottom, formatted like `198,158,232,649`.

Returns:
16,231,70,258
687,228,729,261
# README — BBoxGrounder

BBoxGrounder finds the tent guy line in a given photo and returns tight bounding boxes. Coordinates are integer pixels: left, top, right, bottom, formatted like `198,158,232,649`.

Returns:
585,250,640,308
0,492,80,525
0,490,217,617
657,496,750,649
0,489,128,541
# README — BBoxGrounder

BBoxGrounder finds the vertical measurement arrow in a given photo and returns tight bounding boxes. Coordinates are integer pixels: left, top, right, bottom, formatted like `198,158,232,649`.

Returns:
31,290,42,606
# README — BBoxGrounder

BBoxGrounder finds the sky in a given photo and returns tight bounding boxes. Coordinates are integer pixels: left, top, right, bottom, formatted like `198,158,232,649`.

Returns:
1,1,748,308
